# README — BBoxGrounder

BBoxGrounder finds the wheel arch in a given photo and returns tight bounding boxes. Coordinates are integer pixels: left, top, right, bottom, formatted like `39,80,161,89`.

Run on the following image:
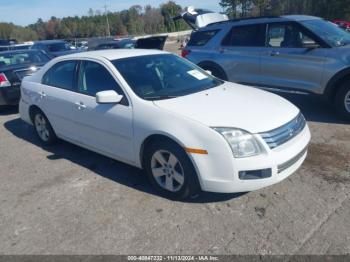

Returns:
197,60,228,81
28,105,43,124
139,133,188,169
324,67,350,102
139,132,203,193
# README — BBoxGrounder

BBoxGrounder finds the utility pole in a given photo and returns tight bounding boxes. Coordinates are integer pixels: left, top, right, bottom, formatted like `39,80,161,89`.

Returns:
103,4,111,37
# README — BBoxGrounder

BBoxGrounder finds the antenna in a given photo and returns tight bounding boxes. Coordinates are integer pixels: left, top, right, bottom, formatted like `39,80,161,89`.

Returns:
103,3,111,37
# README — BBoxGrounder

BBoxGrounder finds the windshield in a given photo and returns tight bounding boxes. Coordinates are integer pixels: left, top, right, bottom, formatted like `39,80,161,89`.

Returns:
301,19,350,47
0,51,50,68
47,42,71,52
112,54,223,100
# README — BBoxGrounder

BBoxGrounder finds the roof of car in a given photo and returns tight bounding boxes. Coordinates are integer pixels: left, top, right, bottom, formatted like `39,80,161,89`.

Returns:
61,49,169,61
206,14,321,28
281,15,321,21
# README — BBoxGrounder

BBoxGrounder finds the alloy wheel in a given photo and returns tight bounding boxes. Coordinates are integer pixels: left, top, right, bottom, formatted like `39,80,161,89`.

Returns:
34,114,50,142
151,150,185,192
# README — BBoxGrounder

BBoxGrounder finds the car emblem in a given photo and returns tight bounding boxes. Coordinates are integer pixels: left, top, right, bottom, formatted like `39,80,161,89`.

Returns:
289,128,294,137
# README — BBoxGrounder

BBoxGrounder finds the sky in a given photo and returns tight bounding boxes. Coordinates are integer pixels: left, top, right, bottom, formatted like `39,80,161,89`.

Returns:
0,0,222,26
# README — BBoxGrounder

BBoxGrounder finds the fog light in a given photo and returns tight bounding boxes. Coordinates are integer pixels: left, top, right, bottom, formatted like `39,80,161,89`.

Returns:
239,169,272,180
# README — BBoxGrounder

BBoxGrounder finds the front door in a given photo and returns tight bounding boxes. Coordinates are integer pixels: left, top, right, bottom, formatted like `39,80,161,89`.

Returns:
73,60,134,163
260,22,326,92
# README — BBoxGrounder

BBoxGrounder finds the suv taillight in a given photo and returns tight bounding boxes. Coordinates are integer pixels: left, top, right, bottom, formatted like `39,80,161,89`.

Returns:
0,73,11,88
181,49,191,58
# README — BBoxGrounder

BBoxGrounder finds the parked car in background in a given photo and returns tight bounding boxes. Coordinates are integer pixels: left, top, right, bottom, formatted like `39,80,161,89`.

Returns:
19,49,310,199
11,43,33,50
134,36,168,50
92,39,136,50
333,20,350,31
89,36,168,51
182,15,350,120
0,39,18,52
0,44,32,52
31,40,83,58
0,50,50,106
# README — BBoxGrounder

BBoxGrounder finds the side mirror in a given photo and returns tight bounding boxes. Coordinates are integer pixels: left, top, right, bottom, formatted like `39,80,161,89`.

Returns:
96,90,123,104
205,70,212,75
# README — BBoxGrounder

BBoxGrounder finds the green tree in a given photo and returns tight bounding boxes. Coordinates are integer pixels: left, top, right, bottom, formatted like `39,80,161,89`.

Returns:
161,1,187,32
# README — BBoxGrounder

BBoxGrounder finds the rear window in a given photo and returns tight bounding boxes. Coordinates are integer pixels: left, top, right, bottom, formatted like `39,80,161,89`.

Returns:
187,30,219,46
42,60,77,90
47,42,71,52
222,24,266,47
0,51,50,68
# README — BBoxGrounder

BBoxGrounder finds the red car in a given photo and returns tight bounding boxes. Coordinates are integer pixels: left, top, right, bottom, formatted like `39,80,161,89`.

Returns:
333,20,350,31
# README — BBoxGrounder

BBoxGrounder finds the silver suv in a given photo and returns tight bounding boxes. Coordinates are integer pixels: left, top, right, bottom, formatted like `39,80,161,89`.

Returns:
182,15,350,120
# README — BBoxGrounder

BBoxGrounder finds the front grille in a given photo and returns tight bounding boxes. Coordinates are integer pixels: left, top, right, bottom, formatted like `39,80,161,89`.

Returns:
278,146,308,173
260,113,306,149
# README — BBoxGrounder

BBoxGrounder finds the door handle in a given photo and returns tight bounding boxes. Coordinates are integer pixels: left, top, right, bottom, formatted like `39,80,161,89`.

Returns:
75,102,87,110
270,51,280,57
38,91,46,99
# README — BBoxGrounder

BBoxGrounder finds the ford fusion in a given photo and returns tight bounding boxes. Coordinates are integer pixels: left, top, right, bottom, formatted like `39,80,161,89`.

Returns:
19,50,311,199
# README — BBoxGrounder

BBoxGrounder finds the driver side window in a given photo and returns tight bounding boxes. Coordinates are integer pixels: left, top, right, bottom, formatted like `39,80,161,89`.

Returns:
77,61,128,105
267,23,317,48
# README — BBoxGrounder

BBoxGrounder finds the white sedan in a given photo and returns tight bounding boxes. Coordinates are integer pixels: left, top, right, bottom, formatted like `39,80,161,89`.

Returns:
19,49,311,199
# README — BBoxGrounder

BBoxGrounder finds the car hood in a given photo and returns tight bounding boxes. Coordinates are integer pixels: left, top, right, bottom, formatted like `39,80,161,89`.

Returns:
153,82,300,133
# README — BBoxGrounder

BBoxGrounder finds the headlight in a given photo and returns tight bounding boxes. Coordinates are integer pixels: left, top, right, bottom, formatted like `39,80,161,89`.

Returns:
213,128,262,158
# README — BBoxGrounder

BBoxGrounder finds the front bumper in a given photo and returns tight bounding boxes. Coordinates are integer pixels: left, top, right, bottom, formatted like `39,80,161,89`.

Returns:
0,86,20,105
190,125,311,193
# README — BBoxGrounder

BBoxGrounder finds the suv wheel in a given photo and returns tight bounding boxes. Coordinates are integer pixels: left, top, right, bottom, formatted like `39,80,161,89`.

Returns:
335,81,350,121
33,110,57,145
144,140,200,200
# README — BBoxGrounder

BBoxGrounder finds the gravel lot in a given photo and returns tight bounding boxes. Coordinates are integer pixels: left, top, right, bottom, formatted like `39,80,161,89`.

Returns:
0,43,349,255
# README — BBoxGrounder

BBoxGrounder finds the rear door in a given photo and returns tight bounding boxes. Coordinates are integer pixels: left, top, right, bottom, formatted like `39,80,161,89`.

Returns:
39,60,81,142
259,22,326,92
218,23,266,85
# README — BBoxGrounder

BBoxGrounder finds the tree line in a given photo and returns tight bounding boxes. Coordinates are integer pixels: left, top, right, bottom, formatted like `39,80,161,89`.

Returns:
2,0,350,43
219,0,350,19
0,1,189,42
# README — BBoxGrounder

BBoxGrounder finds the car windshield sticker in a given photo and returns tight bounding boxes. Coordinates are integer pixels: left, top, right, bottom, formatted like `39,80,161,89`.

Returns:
187,70,208,80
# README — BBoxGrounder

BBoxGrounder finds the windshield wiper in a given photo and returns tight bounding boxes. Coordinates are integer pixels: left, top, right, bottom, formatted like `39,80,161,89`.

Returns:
144,95,178,101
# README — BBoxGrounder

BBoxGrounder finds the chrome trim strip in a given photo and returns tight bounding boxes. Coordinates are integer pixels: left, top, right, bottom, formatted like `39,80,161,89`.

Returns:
278,146,308,174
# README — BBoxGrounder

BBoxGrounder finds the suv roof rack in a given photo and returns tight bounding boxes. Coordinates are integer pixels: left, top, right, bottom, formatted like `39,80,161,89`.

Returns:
207,15,280,27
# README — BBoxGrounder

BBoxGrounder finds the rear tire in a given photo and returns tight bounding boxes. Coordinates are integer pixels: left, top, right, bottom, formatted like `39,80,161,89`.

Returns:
143,139,200,200
335,81,350,121
32,110,57,145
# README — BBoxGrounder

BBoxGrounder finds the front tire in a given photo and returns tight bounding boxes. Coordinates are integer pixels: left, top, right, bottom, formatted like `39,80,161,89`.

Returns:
33,110,57,145
335,81,350,121
144,140,200,200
